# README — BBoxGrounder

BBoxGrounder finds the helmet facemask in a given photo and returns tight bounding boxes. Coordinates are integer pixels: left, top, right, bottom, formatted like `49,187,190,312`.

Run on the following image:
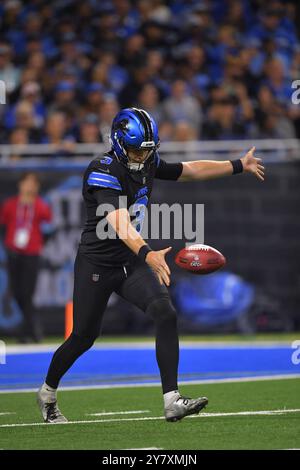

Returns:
124,143,158,171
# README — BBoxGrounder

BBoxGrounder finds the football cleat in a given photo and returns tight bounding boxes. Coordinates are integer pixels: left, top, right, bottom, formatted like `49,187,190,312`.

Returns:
37,389,68,424
164,395,208,422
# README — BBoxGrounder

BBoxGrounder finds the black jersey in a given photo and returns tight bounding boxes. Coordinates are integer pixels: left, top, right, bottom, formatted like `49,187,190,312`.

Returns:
79,150,183,267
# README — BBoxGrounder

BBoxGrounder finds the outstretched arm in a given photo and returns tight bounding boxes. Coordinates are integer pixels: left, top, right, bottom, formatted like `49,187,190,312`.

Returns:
179,147,265,182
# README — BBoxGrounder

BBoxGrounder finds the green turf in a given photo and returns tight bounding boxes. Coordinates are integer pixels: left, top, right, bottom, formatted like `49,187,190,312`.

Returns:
0,379,299,450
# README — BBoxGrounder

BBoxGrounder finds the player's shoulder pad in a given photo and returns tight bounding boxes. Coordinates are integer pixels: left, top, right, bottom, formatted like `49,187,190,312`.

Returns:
87,153,123,191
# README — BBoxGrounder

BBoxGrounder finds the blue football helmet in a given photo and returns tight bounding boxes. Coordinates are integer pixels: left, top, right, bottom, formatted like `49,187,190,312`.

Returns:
110,107,160,170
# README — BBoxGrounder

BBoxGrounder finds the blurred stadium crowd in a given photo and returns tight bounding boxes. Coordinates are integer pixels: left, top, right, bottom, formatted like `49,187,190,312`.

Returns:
0,0,300,151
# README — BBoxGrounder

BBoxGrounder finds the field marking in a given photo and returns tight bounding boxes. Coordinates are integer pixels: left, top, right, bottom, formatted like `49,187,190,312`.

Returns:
4,342,295,354
86,410,150,417
0,412,16,416
197,409,300,418
1,408,300,429
1,373,299,394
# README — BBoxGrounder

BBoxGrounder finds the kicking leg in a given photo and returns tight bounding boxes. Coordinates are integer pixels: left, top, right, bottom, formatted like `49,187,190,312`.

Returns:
116,261,179,393
146,296,180,393
147,296,208,422
117,260,208,422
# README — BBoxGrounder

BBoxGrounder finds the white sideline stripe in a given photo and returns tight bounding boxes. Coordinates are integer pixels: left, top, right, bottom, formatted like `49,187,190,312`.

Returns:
86,410,150,417
0,412,16,416
0,373,299,394
4,341,295,354
197,409,300,418
1,408,300,429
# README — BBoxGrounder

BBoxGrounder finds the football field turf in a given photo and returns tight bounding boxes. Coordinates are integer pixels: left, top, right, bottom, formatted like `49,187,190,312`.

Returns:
1,378,299,450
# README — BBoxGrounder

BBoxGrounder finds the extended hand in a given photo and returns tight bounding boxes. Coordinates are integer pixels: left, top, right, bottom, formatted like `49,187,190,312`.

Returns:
146,247,172,286
241,146,265,181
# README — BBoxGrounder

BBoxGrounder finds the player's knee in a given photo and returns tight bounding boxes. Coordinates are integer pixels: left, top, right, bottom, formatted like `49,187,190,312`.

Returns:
146,297,177,327
69,332,95,353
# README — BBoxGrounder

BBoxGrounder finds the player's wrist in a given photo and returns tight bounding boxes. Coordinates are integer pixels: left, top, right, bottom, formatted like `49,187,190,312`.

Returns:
230,159,243,175
137,244,153,263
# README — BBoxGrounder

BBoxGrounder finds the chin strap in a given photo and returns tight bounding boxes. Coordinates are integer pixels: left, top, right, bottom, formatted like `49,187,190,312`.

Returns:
127,161,145,171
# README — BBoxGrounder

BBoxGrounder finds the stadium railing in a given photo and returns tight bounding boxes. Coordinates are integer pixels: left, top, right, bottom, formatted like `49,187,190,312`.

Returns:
0,139,299,167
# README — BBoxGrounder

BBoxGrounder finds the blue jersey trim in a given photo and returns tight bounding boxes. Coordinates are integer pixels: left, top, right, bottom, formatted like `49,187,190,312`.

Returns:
88,171,122,191
89,171,120,184
89,181,122,190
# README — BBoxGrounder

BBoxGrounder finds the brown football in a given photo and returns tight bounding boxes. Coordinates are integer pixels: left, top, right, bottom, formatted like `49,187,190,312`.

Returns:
175,244,226,274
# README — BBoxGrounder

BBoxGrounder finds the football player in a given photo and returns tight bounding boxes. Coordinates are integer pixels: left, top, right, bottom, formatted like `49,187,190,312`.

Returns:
37,108,264,423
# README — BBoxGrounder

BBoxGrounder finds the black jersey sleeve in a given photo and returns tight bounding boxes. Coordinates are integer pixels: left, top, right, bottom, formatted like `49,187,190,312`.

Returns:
86,166,123,192
155,156,183,181
86,155,123,193
85,155,124,211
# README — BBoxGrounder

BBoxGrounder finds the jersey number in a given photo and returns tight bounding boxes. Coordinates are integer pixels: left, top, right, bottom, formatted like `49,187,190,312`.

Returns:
131,196,148,233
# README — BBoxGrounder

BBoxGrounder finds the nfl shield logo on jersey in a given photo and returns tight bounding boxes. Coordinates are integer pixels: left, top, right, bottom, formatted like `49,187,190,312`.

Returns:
92,273,100,282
